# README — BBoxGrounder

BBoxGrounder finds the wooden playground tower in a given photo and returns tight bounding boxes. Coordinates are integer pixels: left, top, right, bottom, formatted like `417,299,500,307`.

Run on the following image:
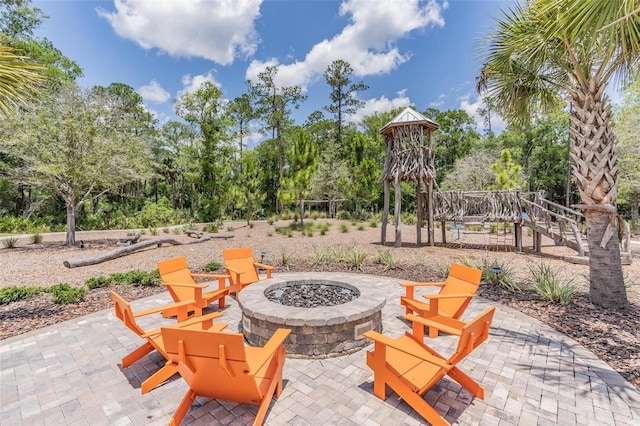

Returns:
380,107,439,247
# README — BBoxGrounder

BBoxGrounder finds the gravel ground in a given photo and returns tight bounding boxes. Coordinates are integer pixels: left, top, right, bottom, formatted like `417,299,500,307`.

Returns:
1,219,638,390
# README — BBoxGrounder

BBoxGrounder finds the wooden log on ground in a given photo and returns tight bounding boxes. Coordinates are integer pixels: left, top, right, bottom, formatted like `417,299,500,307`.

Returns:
63,235,234,268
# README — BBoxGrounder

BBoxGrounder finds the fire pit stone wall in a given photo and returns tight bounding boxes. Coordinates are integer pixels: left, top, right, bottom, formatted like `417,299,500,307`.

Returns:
239,272,390,358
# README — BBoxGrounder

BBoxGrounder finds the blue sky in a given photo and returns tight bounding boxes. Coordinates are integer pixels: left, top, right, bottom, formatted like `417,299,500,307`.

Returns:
33,0,513,140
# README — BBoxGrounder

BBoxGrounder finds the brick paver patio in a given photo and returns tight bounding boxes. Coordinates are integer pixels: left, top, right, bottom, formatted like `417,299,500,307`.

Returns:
2,273,639,425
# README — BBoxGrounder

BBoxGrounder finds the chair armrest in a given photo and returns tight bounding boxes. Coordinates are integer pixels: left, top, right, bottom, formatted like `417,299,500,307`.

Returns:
144,312,226,337
362,331,447,367
421,293,476,300
133,298,197,318
253,262,273,270
174,311,223,328
248,328,291,375
191,273,230,279
405,314,464,336
163,282,208,289
224,266,243,275
400,281,446,288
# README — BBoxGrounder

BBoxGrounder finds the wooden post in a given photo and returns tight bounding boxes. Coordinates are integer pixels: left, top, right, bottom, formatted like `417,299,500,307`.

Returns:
416,186,422,246
441,220,447,243
381,179,390,245
428,176,434,246
394,178,402,247
515,189,523,252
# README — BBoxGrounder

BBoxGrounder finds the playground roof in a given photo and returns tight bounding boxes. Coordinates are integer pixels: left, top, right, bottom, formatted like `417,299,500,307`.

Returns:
380,106,440,135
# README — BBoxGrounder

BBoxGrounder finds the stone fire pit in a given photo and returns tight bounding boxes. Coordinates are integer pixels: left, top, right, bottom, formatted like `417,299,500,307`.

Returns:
238,272,388,358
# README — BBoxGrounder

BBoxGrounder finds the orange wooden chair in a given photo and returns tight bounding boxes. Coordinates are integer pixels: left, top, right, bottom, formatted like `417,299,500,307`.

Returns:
110,290,225,394
157,256,230,318
160,325,291,426
363,307,495,426
400,263,482,338
223,247,273,298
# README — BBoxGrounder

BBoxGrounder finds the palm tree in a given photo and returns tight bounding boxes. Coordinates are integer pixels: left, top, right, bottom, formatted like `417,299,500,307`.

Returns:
0,35,44,117
477,0,639,309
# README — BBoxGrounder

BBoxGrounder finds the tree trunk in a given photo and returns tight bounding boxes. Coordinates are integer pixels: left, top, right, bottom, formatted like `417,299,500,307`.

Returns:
569,86,627,308
631,195,639,231
584,208,627,308
65,199,76,246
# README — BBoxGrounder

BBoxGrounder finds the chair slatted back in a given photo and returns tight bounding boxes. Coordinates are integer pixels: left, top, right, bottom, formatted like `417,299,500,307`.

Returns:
223,248,259,286
448,306,495,366
158,256,199,302
110,290,145,337
161,327,264,404
438,263,483,317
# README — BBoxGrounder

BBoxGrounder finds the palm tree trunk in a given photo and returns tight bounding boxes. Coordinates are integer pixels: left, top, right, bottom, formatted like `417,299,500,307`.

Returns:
584,208,627,308
569,87,628,309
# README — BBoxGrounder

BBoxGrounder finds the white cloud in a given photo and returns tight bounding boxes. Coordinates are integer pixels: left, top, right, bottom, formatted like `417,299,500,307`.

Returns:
347,89,412,124
138,80,170,104
180,72,221,95
429,93,447,108
99,0,262,65
246,0,448,90
458,93,506,133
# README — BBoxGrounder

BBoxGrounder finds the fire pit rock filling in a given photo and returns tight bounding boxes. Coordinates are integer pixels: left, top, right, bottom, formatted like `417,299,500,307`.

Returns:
239,273,388,358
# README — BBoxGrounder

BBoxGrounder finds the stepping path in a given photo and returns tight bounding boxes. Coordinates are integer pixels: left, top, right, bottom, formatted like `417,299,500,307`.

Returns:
1,274,639,425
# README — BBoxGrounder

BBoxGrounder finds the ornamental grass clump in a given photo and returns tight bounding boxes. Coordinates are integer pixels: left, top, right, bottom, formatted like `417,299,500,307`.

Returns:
375,249,397,271
481,259,520,292
343,247,368,270
529,263,575,305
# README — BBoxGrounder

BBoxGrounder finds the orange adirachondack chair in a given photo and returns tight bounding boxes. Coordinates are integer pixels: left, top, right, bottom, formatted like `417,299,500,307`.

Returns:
400,263,482,338
223,247,273,298
157,256,230,318
363,307,495,426
160,325,291,426
110,290,225,394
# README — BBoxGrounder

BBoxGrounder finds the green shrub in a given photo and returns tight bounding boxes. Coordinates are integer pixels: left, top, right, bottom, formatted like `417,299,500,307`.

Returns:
134,197,183,228
529,263,575,304
339,224,349,233
49,283,87,304
85,276,109,290
204,261,222,272
109,270,160,286
336,210,351,220
31,233,43,244
401,212,417,225
0,285,43,304
149,227,159,236
369,219,378,228
357,224,365,231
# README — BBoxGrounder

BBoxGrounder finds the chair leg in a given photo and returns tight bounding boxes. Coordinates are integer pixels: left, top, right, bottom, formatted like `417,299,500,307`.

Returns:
141,361,178,394
428,326,439,338
448,366,484,399
122,342,154,368
385,374,450,426
170,389,197,426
